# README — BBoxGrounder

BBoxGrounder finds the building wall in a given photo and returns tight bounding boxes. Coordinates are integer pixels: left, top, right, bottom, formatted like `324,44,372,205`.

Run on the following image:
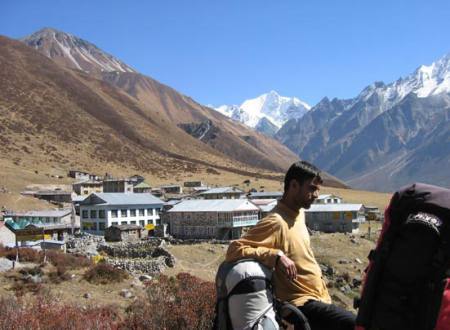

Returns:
305,211,361,233
103,181,133,193
80,204,161,235
0,225,15,246
75,184,103,196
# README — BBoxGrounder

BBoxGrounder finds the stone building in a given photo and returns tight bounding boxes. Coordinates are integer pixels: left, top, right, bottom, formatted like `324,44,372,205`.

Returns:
104,224,142,242
165,199,259,240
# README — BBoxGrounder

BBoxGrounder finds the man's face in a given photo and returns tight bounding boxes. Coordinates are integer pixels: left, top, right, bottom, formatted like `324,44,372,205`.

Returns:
289,177,320,209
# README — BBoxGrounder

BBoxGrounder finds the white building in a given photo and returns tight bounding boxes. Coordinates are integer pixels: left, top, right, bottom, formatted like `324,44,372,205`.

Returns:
165,199,260,239
79,193,164,235
314,194,343,204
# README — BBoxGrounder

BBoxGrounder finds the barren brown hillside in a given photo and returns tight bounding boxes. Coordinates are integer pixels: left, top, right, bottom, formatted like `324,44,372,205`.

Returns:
0,35,289,180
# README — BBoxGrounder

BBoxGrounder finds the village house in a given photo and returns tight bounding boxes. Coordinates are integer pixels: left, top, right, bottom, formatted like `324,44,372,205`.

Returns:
103,178,134,193
104,224,142,242
198,187,245,200
129,175,145,185
68,170,100,181
160,184,183,195
0,221,15,246
248,191,283,200
250,199,278,218
25,190,73,203
79,193,163,235
72,180,103,196
133,182,152,193
3,209,79,243
183,181,206,188
165,199,260,240
313,194,343,204
305,203,365,233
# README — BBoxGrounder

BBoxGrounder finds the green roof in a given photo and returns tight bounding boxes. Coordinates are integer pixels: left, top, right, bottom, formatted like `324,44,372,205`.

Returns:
134,182,151,189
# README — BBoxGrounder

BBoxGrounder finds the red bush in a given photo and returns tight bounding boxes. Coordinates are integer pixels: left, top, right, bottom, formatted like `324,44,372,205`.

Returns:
0,295,121,330
84,263,128,285
124,273,215,330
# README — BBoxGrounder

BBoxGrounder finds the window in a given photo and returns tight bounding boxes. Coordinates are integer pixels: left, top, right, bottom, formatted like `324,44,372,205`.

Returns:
99,222,106,230
147,219,154,225
139,220,145,227
82,210,89,219
90,210,97,218
112,222,118,226
83,190,88,195
130,221,136,225
111,210,118,218
121,221,127,225
99,210,105,218
139,209,145,216
147,209,153,216
130,209,136,217
120,209,127,217
156,219,161,225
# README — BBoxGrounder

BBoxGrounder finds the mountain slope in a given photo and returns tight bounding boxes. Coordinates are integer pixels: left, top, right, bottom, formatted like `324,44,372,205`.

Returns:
276,54,450,191
19,28,299,173
16,28,347,188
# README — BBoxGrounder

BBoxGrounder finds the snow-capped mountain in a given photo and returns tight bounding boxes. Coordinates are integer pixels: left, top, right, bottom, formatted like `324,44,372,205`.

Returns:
21,27,135,74
215,91,310,134
350,53,450,111
276,52,450,192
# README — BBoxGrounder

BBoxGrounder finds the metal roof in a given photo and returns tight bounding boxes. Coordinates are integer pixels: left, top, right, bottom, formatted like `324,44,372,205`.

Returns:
248,191,283,198
305,203,363,213
81,193,163,206
199,187,244,195
167,199,259,212
7,209,72,218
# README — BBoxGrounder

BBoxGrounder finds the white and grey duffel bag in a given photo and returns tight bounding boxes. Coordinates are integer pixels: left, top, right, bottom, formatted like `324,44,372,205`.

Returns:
214,259,279,330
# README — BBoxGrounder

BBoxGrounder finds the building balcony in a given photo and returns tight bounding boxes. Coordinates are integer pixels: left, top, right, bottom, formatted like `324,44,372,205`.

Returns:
217,215,259,228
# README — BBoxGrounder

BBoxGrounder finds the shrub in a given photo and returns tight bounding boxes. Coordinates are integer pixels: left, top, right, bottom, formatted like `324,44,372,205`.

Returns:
0,247,41,263
84,263,128,285
0,295,121,329
46,250,92,270
124,273,215,330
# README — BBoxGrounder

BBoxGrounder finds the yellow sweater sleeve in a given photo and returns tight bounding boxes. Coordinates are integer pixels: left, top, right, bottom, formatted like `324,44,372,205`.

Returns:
225,214,282,269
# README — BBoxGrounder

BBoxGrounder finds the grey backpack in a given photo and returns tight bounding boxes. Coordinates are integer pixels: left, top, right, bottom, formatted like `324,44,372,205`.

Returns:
213,259,279,330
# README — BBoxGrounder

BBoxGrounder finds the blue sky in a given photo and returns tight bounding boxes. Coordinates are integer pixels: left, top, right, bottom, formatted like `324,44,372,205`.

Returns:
2,0,450,106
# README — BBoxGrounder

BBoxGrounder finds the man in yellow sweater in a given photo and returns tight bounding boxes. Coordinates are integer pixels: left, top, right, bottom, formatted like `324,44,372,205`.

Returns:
226,161,355,330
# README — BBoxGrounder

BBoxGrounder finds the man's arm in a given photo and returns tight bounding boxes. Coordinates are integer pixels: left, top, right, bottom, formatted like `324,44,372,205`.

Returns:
225,215,282,269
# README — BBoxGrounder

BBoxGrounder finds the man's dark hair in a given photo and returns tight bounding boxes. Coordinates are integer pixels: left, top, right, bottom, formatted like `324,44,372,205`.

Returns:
284,161,323,193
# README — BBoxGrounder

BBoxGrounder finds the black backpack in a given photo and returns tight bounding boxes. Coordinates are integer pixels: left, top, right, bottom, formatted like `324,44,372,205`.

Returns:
355,183,450,330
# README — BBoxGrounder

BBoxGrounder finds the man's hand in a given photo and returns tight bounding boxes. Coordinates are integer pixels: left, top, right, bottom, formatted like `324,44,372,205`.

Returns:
277,254,297,281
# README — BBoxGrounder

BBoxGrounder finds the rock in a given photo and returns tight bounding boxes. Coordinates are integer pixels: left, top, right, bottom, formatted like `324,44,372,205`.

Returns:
338,259,350,264
83,293,91,299
120,289,133,299
352,277,362,288
339,284,352,293
355,258,363,264
350,238,359,244
71,274,76,279
30,275,42,284
139,275,153,282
